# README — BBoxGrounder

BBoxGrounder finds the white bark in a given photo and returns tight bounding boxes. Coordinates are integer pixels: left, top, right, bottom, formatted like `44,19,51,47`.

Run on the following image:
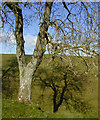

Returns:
18,58,38,102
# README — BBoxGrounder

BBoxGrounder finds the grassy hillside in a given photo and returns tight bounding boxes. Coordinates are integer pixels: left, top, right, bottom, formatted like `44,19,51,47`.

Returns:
1,54,98,118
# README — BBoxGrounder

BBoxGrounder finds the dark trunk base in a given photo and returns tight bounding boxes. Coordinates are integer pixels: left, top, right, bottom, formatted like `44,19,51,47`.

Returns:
53,105,59,113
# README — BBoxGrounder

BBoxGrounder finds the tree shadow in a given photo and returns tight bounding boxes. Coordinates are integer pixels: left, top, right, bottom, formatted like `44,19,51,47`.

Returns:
2,57,19,99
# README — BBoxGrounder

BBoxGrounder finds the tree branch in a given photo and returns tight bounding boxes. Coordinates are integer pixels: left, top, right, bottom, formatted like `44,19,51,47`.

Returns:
6,2,25,72
62,0,73,28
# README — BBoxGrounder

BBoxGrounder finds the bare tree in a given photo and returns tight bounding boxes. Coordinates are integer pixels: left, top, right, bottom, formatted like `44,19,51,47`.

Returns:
0,1,98,103
1,2,53,103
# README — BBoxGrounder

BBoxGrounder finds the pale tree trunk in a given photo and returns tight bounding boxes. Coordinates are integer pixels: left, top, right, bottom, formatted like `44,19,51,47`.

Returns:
18,62,36,102
7,2,53,102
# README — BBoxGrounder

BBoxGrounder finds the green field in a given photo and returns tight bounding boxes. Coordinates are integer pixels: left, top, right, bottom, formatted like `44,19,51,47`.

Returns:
1,54,98,118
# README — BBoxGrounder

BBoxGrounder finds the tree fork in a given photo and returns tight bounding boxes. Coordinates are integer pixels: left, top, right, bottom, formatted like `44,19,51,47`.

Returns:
6,2,53,103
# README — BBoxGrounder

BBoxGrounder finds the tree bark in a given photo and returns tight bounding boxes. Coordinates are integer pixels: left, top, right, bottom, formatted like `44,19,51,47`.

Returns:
53,90,62,113
53,90,59,113
53,74,67,112
6,2,53,102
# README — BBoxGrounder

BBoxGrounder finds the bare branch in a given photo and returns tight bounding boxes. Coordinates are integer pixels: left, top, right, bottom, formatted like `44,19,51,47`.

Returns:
62,0,73,28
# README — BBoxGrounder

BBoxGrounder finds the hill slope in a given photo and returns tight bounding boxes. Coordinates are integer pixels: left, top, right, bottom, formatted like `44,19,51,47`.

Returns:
1,54,98,118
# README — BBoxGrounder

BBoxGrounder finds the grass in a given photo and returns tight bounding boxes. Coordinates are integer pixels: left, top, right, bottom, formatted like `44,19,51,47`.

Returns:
2,99,97,118
1,54,98,119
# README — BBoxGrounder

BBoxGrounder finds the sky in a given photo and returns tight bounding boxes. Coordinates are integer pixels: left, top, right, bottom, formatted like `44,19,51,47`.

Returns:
0,2,40,54
0,2,99,55
0,2,66,54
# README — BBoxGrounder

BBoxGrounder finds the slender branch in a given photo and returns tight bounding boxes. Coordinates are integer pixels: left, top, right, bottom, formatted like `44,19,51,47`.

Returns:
62,0,73,28
0,68,11,79
0,13,5,28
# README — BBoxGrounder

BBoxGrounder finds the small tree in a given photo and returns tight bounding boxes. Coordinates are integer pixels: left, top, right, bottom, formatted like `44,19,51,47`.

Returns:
35,56,90,113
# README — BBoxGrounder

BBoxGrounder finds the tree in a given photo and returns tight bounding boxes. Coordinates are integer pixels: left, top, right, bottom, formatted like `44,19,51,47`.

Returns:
0,1,98,103
1,2,53,102
34,56,90,113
